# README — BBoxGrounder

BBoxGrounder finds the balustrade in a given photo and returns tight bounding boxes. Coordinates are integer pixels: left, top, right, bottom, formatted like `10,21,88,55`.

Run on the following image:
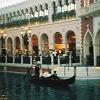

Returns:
97,56,100,66
0,54,80,66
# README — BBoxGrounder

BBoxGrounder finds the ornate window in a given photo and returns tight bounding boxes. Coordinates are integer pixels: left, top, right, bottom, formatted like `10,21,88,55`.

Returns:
62,4,67,12
34,6,39,17
57,0,62,13
44,3,48,16
39,5,44,16
52,1,56,14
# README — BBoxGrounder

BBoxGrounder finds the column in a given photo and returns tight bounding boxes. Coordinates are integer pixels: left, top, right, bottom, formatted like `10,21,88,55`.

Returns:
4,38,7,71
58,55,60,67
12,38,15,63
29,37,32,55
62,34,65,54
0,38,1,55
49,32,54,50
21,37,23,64
29,37,32,64
38,37,42,67
94,44,96,66
51,54,54,67
5,38,7,63
38,37,42,55
69,54,72,67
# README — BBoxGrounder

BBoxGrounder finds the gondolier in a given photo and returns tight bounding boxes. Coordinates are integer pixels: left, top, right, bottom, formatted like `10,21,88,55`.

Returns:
34,65,40,78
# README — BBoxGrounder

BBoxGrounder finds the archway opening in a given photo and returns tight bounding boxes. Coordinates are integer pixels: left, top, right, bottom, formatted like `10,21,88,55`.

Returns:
66,30,76,57
23,33,29,55
15,37,21,55
7,37,13,55
41,33,49,55
54,32,63,54
84,32,93,66
32,35,38,56
95,30,100,66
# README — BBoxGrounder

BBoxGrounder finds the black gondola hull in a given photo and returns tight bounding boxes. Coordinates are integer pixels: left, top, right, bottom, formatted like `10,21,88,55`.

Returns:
30,75,75,87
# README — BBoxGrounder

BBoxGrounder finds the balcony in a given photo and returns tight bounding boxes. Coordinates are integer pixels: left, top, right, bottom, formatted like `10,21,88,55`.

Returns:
0,15,48,28
79,1,100,17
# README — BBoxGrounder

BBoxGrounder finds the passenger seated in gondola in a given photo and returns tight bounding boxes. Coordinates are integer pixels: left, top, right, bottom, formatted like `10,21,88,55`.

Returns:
41,72,51,78
50,71,59,79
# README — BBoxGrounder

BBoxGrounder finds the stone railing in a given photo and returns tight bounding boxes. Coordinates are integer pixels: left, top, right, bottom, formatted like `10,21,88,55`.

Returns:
0,55,80,66
79,1,100,17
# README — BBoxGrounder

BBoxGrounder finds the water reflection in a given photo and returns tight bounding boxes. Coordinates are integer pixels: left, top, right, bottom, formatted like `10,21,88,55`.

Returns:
0,72,100,100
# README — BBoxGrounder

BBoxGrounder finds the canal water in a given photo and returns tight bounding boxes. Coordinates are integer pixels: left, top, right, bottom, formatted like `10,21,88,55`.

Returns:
0,72,100,100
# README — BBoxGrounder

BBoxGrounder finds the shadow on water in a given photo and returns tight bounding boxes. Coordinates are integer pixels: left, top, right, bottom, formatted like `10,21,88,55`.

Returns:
0,72,100,100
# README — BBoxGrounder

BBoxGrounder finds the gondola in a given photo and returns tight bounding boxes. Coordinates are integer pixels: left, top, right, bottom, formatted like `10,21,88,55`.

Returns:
30,74,75,87
24,66,76,87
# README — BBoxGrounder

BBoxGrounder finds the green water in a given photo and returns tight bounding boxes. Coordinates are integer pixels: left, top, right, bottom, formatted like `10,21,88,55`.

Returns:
0,72,100,100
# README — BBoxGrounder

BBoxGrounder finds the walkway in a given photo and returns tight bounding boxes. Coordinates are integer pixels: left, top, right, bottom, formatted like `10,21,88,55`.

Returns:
50,66,100,79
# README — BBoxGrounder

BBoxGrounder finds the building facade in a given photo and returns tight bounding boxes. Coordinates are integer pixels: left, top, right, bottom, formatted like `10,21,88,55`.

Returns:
0,0,82,71
80,0,100,66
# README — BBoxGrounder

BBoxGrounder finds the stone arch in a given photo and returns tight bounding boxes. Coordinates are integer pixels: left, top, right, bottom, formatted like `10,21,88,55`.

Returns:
83,30,94,65
65,30,77,63
94,29,100,66
54,32,63,54
83,30,93,56
15,37,21,55
32,34,39,55
65,30,76,52
7,37,13,55
41,33,49,55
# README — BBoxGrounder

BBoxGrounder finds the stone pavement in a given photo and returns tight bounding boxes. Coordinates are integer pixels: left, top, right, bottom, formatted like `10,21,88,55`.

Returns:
50,66,100,79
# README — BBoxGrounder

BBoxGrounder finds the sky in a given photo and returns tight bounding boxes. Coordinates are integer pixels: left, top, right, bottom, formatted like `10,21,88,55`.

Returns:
0,0,26,8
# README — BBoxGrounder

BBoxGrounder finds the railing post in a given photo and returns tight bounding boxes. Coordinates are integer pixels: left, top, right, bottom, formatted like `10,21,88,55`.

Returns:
4,55,7,72
58,55,60,67
13,55,15,63
51,54,54,67
40,55,42,68
30,55,32,65
21,55,23,64
69,54,72,67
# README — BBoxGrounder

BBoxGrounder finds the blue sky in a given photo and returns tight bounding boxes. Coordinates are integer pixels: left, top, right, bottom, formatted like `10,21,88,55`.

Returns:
0,0,26,8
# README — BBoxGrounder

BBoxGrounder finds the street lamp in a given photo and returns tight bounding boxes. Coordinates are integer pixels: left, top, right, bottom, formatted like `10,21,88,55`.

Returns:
21,27,32,37
28,28,32,37
1,30,7,39
20,27,32,55
21,30,24,37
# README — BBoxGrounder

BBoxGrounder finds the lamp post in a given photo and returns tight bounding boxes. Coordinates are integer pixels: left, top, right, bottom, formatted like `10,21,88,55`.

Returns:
21,29,24,55
21,27,32,55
